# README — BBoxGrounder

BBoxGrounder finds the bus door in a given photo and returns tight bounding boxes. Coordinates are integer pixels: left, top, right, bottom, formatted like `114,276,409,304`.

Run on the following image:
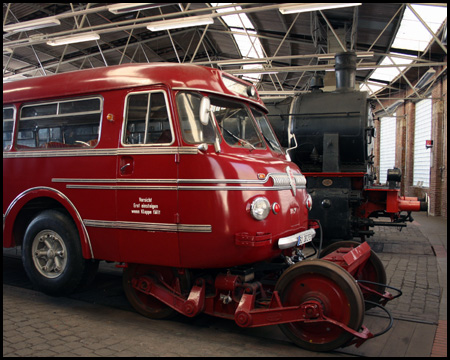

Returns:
175,91,231,267
116,89,179,266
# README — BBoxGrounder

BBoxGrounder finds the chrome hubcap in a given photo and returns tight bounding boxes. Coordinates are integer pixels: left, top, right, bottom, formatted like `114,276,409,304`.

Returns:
31,230,67,278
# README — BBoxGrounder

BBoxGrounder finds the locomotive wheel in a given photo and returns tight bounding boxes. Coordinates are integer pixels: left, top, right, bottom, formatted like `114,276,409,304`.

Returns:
275,260,364,352
319,241,386,309
123,264,190,319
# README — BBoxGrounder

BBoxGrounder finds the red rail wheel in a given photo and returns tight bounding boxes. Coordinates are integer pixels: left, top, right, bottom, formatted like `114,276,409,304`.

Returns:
275,259,364,352
320,241,386,309
123,264,190,319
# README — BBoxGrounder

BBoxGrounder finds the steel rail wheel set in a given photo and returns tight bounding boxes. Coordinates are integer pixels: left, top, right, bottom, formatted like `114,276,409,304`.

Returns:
121,236,400,352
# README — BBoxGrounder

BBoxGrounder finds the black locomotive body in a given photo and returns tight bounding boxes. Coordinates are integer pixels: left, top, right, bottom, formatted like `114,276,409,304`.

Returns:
268,52,426,242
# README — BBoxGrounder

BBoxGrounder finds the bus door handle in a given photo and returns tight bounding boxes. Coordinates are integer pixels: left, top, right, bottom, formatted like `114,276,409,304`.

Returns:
120,156,134,175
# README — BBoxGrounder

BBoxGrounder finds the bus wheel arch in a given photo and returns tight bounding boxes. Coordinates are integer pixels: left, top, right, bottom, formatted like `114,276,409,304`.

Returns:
5,187,94,260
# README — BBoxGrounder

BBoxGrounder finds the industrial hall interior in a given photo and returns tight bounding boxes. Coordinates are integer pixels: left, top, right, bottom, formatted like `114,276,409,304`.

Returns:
3,2,448,358
4,3,447,217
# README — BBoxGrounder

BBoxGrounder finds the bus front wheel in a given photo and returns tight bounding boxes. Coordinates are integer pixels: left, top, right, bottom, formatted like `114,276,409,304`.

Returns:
22,209,87,295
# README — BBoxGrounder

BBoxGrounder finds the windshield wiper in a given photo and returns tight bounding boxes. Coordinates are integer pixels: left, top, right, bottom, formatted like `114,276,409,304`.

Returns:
261,132,279,151
220,126,256,150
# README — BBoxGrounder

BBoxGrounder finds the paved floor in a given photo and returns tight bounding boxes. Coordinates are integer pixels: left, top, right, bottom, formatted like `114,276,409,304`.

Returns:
3,212,447,357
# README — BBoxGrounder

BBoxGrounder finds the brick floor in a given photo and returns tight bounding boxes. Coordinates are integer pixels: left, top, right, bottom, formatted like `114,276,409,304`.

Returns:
431,320,447,357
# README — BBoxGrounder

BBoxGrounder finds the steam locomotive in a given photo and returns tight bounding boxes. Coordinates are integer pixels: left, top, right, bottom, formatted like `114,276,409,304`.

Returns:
267,52,427,243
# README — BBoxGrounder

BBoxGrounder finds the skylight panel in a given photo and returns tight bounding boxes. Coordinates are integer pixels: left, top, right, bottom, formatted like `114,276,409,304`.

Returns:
212,3,265,82
233,30,264,58
364,4,445,95
360,83,383,94
391,4,447,52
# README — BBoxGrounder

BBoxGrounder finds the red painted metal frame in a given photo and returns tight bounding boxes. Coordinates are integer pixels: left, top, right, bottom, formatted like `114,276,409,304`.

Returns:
130,243,375,346
321,242,371,276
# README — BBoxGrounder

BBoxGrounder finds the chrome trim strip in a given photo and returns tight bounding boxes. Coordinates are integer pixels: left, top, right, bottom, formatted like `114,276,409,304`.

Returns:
4,187,94,258
52,173,306,186
83,219,212,233
66,185,305,191
67,185,178,190
53,178,178,184
178,185,300,191
3,147,198,158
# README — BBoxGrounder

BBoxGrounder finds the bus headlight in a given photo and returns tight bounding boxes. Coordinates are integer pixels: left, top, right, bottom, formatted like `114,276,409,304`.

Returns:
250,197,270,220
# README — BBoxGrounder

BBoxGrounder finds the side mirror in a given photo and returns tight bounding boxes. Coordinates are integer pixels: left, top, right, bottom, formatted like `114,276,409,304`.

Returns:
199,96,211,126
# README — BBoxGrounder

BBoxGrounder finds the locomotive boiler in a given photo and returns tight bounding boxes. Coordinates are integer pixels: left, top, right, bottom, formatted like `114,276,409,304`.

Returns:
267,52,427,243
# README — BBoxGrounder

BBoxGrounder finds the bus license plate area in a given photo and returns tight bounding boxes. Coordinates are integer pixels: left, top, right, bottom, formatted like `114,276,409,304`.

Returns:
297,228,315,246
278,228,316,249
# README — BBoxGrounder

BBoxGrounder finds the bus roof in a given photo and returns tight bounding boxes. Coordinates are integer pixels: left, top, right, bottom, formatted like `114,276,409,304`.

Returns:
3,63,267,112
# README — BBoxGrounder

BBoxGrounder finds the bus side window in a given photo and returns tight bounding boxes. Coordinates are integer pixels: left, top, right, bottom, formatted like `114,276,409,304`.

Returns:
18,97,102,149
124,91,173,145
3,107,15,151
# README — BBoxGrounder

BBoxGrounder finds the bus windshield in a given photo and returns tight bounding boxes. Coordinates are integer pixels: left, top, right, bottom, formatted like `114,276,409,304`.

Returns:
210,96,264,150
250,108,283,153
177,91,267,150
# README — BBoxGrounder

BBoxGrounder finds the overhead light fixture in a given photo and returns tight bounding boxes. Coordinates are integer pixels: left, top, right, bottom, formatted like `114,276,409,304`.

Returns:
383,99,404,115
146,15,214,31
232,71,279,76
108,3,174,14
259,90,302,96
4,17,61,33
414,68,436,89
279,3,361,15
317,51,373,60
46,32,100,46
217,59,268,66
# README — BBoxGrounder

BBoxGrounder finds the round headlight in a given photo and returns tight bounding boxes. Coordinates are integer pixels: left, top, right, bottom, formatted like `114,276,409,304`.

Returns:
250,197,270,220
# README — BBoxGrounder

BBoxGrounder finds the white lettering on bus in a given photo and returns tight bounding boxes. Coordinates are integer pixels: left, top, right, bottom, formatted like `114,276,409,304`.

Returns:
131,197,160,215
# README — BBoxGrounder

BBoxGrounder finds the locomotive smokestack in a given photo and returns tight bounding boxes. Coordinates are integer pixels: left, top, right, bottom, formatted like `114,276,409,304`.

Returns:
335,51,357,92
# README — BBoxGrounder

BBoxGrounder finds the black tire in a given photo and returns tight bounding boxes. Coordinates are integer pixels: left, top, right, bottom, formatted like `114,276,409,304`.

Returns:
275,260,365,352
22,209,87,296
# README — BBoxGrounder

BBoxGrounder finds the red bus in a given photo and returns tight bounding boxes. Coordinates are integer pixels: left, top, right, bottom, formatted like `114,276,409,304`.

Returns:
4,63,384,351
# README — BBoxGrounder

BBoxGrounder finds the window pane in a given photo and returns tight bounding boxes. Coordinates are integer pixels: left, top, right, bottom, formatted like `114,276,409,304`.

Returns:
177,92,217,144
251,108,282,153
18,97,101,149
125,93,149,144
22,103,57,118
124,92,172,145
3,107,14,150
59,98,100,114
147,92,172,144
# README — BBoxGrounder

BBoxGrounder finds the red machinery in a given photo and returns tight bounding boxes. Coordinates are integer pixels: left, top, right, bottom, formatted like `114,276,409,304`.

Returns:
122,237,399,352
